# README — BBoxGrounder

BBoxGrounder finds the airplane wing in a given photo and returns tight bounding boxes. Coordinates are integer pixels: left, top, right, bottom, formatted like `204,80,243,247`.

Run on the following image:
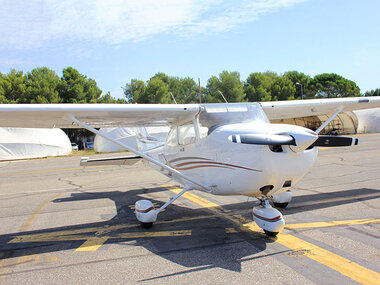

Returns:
260,96,380,120
0,97,379,128
0,104,200,128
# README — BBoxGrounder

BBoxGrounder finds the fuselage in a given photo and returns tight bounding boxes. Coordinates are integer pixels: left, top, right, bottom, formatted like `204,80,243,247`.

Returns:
143,103,319,198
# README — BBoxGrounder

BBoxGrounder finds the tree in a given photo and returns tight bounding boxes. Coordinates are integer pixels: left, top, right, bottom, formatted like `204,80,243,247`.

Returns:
58,67,102,103
364,88,380,97
309,73,360,98
168,77,198,103
0,69,26,103
244,71,278,102
151,72,169,85
98,91,126,103
283,71,312,99
206,71,245,103
0,72,7,103
23,67,61,103
123,79,146,103
270,76,296,101
144,77,170,103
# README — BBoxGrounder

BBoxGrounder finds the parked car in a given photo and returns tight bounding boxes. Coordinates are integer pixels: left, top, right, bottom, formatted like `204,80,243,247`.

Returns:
71,142,78,151
85,142,94,149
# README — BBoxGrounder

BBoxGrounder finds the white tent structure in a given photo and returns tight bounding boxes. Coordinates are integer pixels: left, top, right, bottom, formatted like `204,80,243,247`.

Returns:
354,108,380,133
0,128,72,161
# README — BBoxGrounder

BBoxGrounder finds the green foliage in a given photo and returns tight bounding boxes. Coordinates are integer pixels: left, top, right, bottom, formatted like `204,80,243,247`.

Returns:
24,67,61,103
58,67,102,103
0,69,26,103
0,67,367,105
364,88,380,97
245,71,278,102
145,76,170,103
123,79,146,103
205,71,245,103
98,91,126,103
271,76,296,101
309,73,360,98
168,77,198,104
283,71,312,99
124,74,199,104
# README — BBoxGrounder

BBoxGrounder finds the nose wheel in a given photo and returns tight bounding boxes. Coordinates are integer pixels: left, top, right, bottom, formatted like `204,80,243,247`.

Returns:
253,200,285,237
272,190,292,208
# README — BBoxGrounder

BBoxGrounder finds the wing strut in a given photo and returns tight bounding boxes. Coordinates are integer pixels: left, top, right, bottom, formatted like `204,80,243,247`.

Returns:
315,107,343,134
68,115,209,192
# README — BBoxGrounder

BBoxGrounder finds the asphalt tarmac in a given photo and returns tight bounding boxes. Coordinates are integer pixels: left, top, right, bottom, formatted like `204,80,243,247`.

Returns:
0,134,379,284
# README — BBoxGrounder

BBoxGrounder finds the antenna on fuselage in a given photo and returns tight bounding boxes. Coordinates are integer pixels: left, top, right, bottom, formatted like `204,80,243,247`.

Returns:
170,92,177,104
218,90,228,103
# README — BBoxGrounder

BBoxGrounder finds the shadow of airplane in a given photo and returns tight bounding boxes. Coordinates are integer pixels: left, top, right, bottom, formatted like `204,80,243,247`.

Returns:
0,186,268,274
0,186,379,276
283,188,380,215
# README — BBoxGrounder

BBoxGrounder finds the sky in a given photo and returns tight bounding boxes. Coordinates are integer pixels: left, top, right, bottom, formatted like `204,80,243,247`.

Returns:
0,0,379,99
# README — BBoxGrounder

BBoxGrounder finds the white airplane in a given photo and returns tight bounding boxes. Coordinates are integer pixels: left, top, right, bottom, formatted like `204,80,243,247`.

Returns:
1,96,380,236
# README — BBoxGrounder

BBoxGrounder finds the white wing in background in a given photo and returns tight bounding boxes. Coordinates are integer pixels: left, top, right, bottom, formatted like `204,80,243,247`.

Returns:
260,96,380,120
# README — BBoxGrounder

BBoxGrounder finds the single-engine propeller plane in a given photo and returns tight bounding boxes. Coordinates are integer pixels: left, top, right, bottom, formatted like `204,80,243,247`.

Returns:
1,96,380,236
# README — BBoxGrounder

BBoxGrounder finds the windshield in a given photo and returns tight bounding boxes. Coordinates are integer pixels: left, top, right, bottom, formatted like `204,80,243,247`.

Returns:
198,103,269,135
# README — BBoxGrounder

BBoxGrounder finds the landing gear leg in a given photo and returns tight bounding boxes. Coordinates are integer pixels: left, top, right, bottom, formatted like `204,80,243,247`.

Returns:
135,187,189,228
253,199,285,237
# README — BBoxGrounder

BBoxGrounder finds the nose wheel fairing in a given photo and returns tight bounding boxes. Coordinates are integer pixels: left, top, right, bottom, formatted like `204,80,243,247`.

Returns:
253,200,285,236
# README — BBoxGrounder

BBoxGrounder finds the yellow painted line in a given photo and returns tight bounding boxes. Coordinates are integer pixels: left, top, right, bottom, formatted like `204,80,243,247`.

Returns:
0,165,113,177
275,234,380,285
76,237,109,252
9,215,213,244
163,185,380,285
0,192,64,284
10,234,96,243
285,218,380,229
114,230,192,239
242,221,262,232
17,253,58,265
225,228,238,234
21,192,65,232
10,230,191,245
0,259,10,285
76,231,192,251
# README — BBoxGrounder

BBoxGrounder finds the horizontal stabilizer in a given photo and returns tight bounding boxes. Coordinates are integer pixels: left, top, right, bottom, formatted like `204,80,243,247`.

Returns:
80,155,142,166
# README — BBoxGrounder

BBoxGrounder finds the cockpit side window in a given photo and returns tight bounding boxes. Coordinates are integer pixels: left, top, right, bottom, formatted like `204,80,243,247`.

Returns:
166,122,196,146
166,127,178,147
178,123,196,145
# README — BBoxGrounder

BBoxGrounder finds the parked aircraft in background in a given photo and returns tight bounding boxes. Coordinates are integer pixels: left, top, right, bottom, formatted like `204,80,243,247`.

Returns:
0,96,379,236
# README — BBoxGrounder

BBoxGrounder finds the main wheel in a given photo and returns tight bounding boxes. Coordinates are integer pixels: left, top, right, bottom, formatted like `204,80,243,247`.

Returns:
264,230,279,237
273,202,288,208
140,222,153,229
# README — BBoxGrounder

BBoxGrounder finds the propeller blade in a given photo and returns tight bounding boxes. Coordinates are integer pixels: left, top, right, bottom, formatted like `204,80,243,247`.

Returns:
229,134,295,146
311,135,359,147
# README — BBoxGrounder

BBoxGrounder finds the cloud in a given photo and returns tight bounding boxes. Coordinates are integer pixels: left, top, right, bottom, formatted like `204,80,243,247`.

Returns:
0,0,306,50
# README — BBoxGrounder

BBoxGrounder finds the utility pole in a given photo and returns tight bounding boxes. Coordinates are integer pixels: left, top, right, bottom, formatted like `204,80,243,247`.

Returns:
296,82,304,99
